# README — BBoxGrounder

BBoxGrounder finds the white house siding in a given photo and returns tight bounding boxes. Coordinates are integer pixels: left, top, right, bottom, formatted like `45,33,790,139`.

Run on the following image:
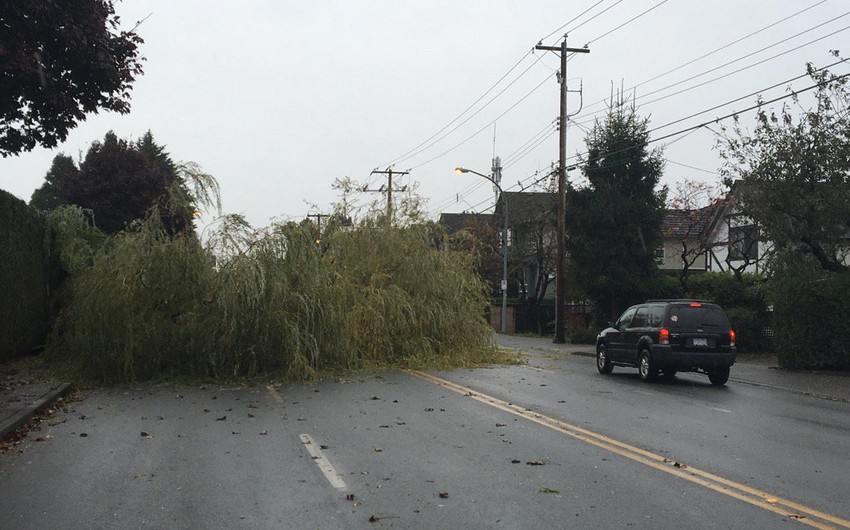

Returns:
657,239,707,271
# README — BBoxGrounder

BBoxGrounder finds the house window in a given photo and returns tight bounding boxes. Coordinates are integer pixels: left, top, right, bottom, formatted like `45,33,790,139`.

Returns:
729,224,758,261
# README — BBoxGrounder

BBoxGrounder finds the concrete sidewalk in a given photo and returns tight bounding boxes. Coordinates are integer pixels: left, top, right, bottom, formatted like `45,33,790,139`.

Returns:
496,334,850,403
0,357,71,442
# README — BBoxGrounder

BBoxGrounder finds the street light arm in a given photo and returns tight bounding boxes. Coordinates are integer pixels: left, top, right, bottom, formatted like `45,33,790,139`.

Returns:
455,165,510,334
454,167,502,194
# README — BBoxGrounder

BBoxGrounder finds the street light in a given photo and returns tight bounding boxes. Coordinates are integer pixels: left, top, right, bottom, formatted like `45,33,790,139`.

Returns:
455,166,509,334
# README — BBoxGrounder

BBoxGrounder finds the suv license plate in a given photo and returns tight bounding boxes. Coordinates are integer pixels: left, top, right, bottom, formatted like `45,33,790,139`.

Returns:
693,338,708,347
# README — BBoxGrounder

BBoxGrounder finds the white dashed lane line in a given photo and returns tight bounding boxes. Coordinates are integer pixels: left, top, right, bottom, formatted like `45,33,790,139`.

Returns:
299,433,348,491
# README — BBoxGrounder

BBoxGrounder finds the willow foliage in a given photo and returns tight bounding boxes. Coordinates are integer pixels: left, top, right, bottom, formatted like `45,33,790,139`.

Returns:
329,223,492,363
46,213,494,384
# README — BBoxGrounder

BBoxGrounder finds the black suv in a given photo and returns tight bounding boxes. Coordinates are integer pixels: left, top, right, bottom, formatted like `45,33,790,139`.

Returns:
596,300,736,385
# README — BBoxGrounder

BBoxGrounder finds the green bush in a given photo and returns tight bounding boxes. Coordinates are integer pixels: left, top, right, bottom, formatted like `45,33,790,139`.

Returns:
686,272,766,309
568,324,598,345
724,306,768,353
0,190,56,359
768,250,850,370
686,272,770,353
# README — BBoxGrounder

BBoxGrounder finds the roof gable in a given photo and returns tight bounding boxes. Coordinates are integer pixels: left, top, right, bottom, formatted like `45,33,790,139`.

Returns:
439,212,494,234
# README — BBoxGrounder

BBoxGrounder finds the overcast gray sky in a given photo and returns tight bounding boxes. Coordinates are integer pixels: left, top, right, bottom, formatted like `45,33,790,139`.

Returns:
2,0,848,228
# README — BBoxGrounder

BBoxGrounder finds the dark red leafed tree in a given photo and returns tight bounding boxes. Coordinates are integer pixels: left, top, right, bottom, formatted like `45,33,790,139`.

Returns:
0,1,144,156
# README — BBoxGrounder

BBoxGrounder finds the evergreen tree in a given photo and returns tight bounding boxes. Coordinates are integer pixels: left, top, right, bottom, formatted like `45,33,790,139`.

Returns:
566,99,667,324
30,154,78,212
29,131,193,235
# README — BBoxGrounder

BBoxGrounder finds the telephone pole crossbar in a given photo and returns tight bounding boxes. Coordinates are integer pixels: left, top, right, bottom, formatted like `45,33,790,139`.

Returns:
365,167,409,225
306,213,331,243
535,36,589,344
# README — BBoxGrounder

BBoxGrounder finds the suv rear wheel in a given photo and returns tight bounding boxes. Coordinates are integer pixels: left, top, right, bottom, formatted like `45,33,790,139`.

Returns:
596,344,613,374
708,366,730,386
638,350,657,382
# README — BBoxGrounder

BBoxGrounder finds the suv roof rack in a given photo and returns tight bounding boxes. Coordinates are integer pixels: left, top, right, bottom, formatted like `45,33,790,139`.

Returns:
645,299,716,303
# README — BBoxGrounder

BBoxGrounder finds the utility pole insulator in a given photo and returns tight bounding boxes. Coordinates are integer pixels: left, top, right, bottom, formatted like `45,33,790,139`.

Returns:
364,167,410,226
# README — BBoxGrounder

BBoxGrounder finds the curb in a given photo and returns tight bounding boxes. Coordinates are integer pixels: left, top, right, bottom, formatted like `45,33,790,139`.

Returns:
0,382,72,441
569,351,849,401
727,377,850,403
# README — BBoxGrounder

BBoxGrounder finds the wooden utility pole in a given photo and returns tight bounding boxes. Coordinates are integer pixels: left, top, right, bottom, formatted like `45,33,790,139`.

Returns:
365,167,409,225
306,212,330,243
535,36,589,344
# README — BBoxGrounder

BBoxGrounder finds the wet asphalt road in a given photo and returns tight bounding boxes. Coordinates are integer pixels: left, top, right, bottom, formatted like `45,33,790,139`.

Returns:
1,343,848,529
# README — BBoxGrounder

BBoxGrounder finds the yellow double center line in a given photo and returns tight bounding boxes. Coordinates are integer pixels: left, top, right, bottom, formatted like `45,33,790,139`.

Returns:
406,370,850,530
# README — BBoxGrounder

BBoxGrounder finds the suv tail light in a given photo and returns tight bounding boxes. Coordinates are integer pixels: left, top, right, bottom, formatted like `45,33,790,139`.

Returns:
659,327,670,345
730,329,736,347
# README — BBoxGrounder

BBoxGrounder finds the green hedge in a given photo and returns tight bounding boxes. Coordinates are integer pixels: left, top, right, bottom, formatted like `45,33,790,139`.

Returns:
0,190,55,359
686,272,770,353
769,251,850,370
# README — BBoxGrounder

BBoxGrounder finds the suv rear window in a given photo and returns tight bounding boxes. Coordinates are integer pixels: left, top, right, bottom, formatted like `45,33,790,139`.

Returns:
666,304,729,330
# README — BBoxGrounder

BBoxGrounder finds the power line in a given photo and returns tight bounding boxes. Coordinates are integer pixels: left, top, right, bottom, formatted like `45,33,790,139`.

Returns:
503,127,558,170
435,58,849,217
425,3,846,218
428,120,555,215
561,0,625,41
409,71,556,170
428,126,556,215
629,15,850,104
502,118,557,164
650,70,850,145
569,25,850,135
572,10,850,128
667,159,720,176
566,69,850,182
428,179,489,216
411,2,622,175
585,0,671,46
392,1,830,180
647,58,849,134
391,53,546,167
505,67,850,197
380,50,537,168
628,1,830,94
538,0,608,44
403,2,617,182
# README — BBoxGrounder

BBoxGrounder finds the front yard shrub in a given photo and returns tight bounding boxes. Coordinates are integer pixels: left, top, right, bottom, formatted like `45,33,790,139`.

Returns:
768,250,850,370
686,272,770,353
568,324,598,345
